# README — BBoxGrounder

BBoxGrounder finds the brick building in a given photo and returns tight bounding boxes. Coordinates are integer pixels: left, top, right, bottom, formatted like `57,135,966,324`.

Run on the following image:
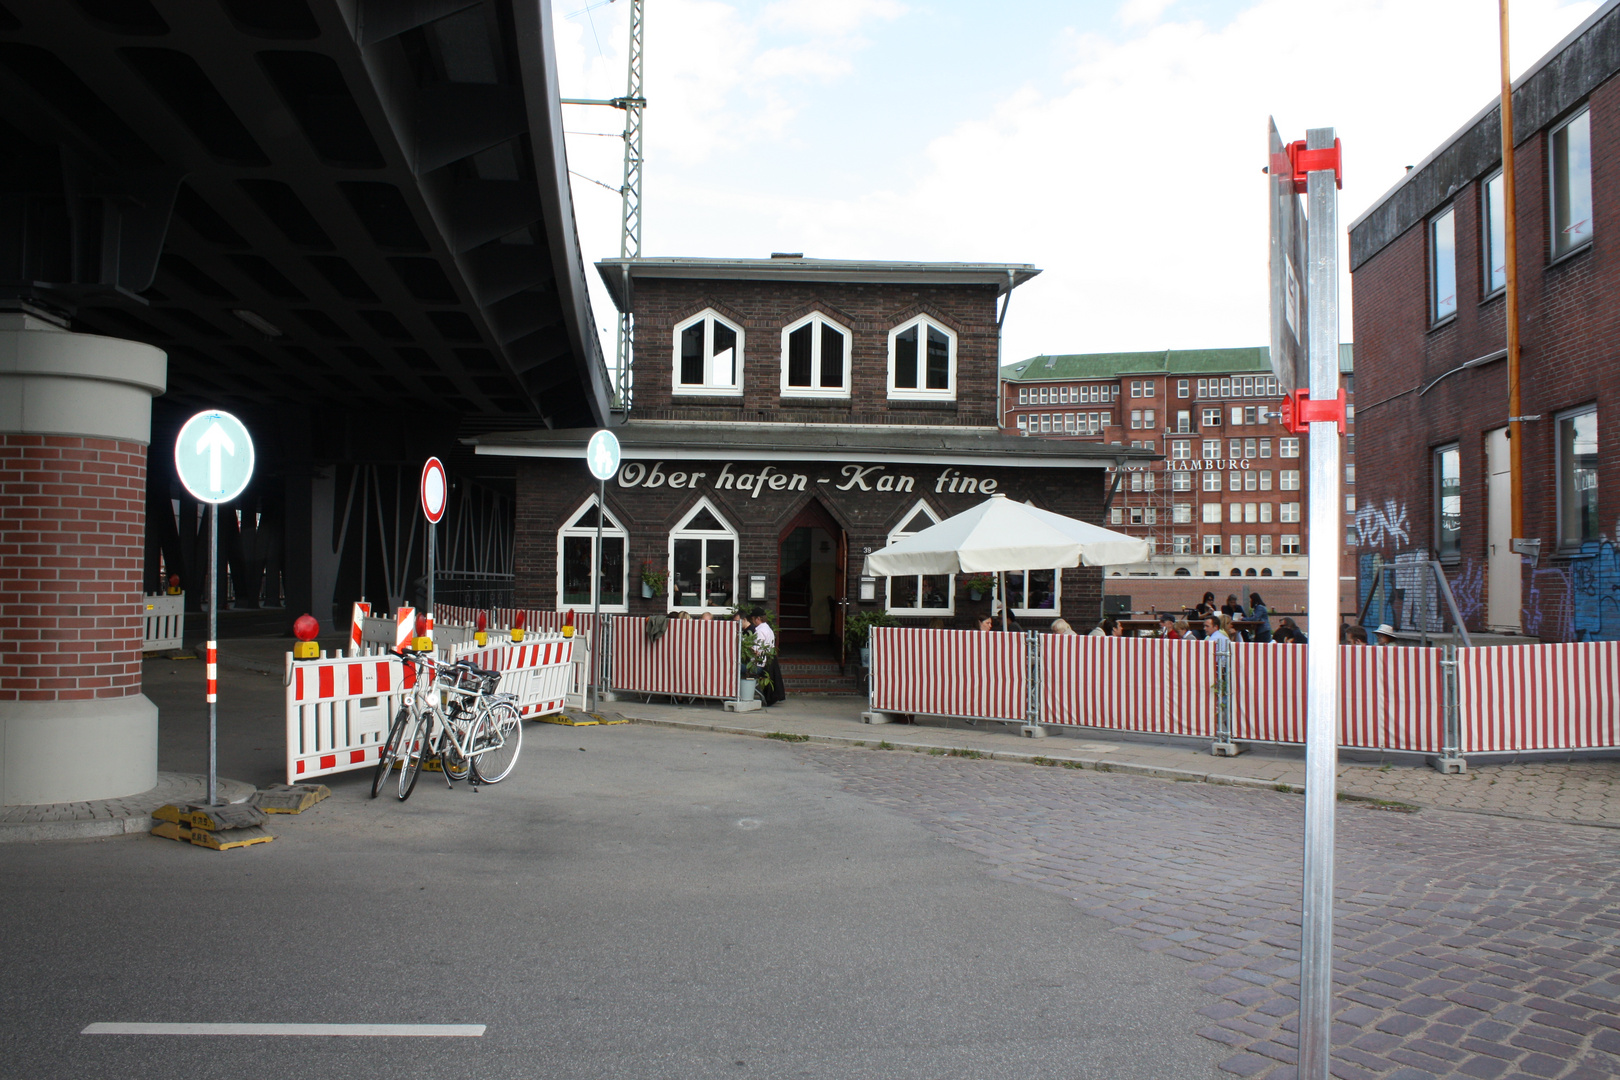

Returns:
473,257,1149,651
1000,346,1358,619
1349,1,1620,642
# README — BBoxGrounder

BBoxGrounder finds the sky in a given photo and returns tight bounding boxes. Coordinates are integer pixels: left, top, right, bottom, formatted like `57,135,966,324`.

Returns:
552,0,1601,374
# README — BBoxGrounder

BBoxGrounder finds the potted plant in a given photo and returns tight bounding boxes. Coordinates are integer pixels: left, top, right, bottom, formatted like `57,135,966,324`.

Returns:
961,573,995,601
844,609,896,669
640,562,666,600
739,619,776,700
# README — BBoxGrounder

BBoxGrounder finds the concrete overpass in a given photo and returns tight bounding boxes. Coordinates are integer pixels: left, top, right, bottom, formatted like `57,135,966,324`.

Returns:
0,0,610,805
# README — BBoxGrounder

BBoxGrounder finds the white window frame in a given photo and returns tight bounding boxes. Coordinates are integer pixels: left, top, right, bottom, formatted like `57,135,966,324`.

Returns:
1006,566,1061,618
672,308,744,396
667,497,740,613
1171,471,1192,492
1282,534,1300,555
1281,502,1301,523
886,500,954,615
887,315,957,401
1280,437,1300,458
1202,471,1221,492
1556,404,1600,550
557,495,629,613
1281,470,1301,491
1203,535,1221,555
1551,106,1593,259
1203,502,1223,523
779,312,852,398
1430,204,1457,323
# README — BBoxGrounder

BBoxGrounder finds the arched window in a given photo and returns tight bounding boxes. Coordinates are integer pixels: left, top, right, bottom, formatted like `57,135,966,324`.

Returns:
557,496,627,612
672,309,743,395
887,315,956,400
1260,567,1273,577
886,501,953,615
1174,567,1192,576
780,312,851,398
668,498,738,612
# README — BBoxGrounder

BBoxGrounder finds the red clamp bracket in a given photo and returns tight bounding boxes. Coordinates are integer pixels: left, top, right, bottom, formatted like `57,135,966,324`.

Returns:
1279,389,1347,434
1286,138,1343,194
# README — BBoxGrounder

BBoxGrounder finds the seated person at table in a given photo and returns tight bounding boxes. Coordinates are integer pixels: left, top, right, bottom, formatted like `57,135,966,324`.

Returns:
1194,592,1217,622
1273,617,1307,644
1089,617,1119,638
1173,617,1191,639
1048,618,1076,635
1247,592,1272,643
1157,612,1178,638
1343,624,1368,645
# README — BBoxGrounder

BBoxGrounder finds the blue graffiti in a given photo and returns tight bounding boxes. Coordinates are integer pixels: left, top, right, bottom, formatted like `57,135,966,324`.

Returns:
1571,538,1620,641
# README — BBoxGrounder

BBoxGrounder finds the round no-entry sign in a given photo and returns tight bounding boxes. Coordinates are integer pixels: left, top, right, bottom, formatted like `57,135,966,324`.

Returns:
175,410,255,504
421,457,447,523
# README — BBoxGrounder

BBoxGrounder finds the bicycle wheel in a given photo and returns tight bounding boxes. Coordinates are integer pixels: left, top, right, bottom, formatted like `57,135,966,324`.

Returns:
471,701,522,784
441,716,471,782
397,709,428,801
371,707,410,799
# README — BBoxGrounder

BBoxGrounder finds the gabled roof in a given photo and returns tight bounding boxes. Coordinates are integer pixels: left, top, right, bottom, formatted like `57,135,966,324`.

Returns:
999,345,1354,382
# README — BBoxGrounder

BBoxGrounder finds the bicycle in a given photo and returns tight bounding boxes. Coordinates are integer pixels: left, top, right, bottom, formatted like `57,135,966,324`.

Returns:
371,648,523,801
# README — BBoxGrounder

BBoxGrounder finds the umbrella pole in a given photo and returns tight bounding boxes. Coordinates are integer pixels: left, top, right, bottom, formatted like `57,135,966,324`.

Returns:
998,571,1008,633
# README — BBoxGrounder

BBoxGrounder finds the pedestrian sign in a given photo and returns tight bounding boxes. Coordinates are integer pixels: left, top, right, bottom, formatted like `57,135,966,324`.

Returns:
175,410,255,504
586,429,620,481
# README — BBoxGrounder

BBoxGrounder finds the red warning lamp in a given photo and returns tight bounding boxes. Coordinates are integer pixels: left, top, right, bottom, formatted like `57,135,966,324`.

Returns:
562,608,576,639
512,608,526,642
415,615,429,638
292,614,320,659
166,573,182,595
476,610,488,631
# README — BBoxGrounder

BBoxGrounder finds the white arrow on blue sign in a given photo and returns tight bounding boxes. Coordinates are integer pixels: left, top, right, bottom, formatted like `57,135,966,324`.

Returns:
175,410,255,504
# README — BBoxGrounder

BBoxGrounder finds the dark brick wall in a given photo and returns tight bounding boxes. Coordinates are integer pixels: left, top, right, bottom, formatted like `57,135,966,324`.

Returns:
514,456,1107,630
628,278,1003,426
1350,75,1620,641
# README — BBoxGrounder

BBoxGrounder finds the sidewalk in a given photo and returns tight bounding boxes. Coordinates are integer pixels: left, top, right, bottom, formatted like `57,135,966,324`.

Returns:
608,693,1620,829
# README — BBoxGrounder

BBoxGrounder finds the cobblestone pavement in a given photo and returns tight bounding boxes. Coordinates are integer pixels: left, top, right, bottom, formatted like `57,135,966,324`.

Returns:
0,772,256,839
797,743,1620,1080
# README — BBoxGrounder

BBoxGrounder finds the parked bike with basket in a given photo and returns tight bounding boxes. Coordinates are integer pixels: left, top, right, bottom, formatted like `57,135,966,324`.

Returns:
372,647,523,801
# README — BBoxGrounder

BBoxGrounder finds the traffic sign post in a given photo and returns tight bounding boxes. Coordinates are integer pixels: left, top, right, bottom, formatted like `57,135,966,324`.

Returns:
174,410,255,806
421,458,447,649
584,431,621,714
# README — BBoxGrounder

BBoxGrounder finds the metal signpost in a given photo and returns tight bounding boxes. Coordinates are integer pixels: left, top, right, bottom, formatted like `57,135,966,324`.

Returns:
585,430,621,713
174,410,255,806
421,457,447,642
1267,116,1310,394
1268,125,1345,1080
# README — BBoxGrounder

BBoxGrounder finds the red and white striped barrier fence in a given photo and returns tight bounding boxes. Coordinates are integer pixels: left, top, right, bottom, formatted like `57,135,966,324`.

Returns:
1457,641,1620,753
869,626,1029,723
394,606,413,651
1039,636,1218,737
285,651,407,783
1338,644,1443,753
607,617,740,700
349,601,370,656
449,637,574,719
1229,641,1305,744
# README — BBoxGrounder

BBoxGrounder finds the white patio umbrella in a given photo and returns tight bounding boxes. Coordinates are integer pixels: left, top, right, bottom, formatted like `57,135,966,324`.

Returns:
862,493,1151,630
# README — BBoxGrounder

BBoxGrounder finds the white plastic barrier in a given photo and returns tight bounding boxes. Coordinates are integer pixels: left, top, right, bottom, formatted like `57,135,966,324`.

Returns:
449,636,574,719
143,593,184,651
285,650,408,783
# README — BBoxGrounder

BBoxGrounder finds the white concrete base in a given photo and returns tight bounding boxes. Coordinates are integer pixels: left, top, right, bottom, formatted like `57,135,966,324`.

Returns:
1019,725,1047,738
860,711,893,725
0,695,159,806
724,699,762,713
1211,741,1242,757
1428,754,1468,775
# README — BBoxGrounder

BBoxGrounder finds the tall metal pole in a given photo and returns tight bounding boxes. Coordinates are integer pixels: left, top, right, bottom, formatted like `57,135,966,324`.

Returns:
1300,125,1343,1080
427,519,435,632
1499,1,1524,544
590,477,605,713
207,503,218,806
615,0,645,408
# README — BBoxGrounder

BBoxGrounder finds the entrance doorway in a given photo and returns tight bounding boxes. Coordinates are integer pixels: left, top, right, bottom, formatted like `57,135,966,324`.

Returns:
776,501,846,651
1487,427,1521,631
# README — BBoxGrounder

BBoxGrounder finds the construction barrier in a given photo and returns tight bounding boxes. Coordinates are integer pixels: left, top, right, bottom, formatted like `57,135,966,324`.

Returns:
1039,635,1217,738
1338,644,1444,753
1456,641,1620,753
448,636,574,719
607,617,740,701
869,626,1029,723
285,651,407,783
143,593,184,651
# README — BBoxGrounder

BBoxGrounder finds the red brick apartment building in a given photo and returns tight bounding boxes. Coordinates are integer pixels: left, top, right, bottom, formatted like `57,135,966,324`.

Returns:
1000,347,1358,620
1348,1,1620,642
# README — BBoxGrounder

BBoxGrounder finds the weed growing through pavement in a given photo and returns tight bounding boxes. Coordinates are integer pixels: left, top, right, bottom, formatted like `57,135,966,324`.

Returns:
928,747,946,756
1094,762,1114,773
1275,783,1298,793
765,732,809,743
948,749,985,759
877,741,894,750
1031,756,1056,767
1060,761,1083,769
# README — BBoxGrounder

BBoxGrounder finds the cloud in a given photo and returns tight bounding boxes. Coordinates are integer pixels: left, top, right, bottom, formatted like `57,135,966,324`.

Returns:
1117,0,1177,28
761,0,907,35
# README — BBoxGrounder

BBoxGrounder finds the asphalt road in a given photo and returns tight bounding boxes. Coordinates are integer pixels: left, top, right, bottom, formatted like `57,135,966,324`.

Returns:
0,671,1224,1080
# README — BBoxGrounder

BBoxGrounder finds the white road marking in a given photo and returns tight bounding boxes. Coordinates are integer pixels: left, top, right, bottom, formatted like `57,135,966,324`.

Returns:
82,1023,484,1037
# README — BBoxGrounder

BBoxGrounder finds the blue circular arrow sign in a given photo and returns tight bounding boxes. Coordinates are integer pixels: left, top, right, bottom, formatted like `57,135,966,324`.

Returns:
175,410,255,504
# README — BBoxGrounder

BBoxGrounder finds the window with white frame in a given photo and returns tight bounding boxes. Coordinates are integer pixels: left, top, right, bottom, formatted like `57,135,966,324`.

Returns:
1171,439,1191,459
1434,444,1461,561
558,496,628,612
1281,470,1301,490
1130,507,1144,525
1244,406,1258,425
1176,410,1191,432
1203,471,1221,492
1141,380,1154,398
1017,415,1027,432
888,316,956,399
1143,409,1156,428
1552,106,1593,258
1111,506,1123,525
1259,471,1272,490
1005,567,1059,617
1244,438,1257,458
887,501,952,613
1345,464,1355,484
1171,471,1192,492
1245,535,1258,555
1484,170,1507,295
1130,472,1143,492
1229,471,1240,490
669,499,737,612
1244,503,1258,523
1431,205,1457,321
1202,438,1220,459
1259,438,1272,458
1173,534,1192,554
1203,502,1223,523
1203,535,1221,555
1260,503,1273,523
1281,534,1300,554
1281,502,1301,522
1280,437,1300,458
1228,502,1242,524
1018,387,1028,404
1245,471,1258,491
1177,379,1190,398
1202,406,1222,427
674,309,743,395
1229,438,1241,458
1230,406,1243,425
1173,503,1193,523
1130,409,1142,429
781,312,851,397
1557,405,1599,550
1260,535,1273,555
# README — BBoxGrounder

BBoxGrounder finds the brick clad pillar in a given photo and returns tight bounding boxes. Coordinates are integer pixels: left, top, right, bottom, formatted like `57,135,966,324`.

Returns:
0,314,166,805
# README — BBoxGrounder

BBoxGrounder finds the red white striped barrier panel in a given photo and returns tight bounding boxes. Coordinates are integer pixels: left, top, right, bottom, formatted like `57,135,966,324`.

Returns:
1457,641,1620,753
608,618,740,700
1229,641,1305,744
1039,636,1217,737
349,602,371,656
285,652,406,783
394,606,414,650
450,638,574,718
1338,644,1443,753
206,640,217,704
869,627,1029,723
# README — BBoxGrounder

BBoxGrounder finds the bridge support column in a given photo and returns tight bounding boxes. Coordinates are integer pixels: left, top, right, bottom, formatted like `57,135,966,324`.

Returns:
0,315,167,806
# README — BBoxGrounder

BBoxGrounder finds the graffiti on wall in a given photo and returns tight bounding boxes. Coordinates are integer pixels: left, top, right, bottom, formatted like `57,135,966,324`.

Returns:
1355,498,1409,548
